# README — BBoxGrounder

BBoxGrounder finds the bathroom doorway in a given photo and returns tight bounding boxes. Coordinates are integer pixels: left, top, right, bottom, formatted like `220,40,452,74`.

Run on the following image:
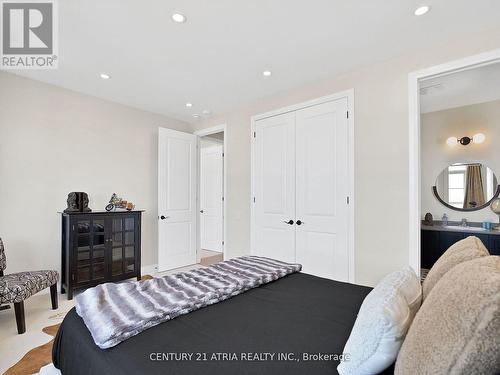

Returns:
409,49,500,278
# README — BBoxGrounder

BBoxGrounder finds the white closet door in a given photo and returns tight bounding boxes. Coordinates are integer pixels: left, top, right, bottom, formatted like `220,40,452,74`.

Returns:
254,112,296,263
200,145,223,252
295,98,350,281
158,127,197,271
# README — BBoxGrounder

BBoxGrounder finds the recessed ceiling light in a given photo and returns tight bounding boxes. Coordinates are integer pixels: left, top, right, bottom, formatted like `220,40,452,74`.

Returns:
192,114,200,118
185,102,193,108
202,110,211,115
262,70,272,77
172,13,186,23
414,5,430,16
100,73,111,80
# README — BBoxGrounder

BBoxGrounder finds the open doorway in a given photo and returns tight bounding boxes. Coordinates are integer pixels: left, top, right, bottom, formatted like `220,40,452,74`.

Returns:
157,125,227,272
408,49,500,278
195,125,227,266
419,62,500,280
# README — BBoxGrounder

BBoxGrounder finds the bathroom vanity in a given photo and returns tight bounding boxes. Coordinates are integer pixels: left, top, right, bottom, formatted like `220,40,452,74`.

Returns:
421,224,500,269
421,161,500,269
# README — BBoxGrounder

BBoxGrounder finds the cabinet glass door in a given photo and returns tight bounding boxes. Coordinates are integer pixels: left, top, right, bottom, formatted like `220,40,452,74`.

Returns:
75,217,106,284
111,215,137,277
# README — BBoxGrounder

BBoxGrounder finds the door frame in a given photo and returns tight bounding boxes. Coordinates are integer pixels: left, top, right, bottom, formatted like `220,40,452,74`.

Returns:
194,124,227,262
408,48,500,275
250,89,355,283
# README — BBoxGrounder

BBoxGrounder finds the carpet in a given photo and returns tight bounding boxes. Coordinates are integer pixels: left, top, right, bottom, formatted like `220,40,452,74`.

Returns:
4,275,154,375
4,323,60,375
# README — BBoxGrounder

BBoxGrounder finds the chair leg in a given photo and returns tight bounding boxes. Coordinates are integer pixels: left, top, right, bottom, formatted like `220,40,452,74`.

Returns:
14,301,26,334
50,284,58,310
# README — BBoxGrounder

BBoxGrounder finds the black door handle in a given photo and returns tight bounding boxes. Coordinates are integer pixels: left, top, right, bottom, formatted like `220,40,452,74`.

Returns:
283,220,294,225
200,210,204,213
160,215,169,220
296,220,303,225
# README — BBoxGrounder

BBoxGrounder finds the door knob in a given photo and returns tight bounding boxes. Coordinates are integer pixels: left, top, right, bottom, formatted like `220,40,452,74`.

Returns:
283,220,294,225
160,215,169,220
200,210,204,213
296,220,303,225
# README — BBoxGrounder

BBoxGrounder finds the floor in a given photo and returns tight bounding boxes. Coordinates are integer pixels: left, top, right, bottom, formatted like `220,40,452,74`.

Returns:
199,249,224,266
0,263,202,374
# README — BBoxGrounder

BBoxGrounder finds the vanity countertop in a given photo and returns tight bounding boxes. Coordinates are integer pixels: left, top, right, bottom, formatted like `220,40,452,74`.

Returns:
421,224,500,236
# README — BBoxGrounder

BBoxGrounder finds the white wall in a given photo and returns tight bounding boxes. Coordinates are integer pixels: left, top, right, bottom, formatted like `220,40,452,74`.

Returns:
421,99,500,223
191,28,500,286
0,72,192,274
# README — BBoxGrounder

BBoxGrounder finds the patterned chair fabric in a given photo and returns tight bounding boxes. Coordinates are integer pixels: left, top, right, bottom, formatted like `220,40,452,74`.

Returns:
0,238,6,271
0,237,59,304
0,270,59,304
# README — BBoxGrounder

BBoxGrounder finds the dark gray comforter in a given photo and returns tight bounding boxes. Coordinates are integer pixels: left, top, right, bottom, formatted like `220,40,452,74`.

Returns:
54,272,394,375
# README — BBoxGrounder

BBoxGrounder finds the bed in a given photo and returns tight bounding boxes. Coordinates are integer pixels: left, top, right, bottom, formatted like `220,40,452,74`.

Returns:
53,272,394,375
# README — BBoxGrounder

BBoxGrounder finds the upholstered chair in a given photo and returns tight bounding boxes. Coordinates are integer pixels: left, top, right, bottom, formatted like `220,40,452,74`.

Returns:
0,238,59,334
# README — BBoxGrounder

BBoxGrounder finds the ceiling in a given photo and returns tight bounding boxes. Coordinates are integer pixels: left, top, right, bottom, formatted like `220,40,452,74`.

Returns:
420,62,500,113
12,0,500,123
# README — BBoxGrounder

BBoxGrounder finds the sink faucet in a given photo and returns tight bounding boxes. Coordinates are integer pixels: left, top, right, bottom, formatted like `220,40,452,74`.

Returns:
461,218,468,227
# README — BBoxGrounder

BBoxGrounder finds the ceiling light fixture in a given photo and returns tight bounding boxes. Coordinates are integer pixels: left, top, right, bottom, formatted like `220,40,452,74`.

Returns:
446,137,458,147
262,70,272,77
414,5,430,16
100,73,111,80
202,110,211,115
172,13,186,23
472,133,486,144
192,114,200,118
447,133,486,146
185,102,193,108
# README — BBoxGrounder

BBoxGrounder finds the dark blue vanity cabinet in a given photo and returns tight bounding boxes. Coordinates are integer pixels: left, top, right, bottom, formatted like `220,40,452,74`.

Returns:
421,227,500,269
490,236,500,256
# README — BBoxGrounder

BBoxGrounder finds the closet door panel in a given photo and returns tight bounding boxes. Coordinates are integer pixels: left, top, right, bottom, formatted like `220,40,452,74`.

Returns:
295,98,349,281
254,112,296,263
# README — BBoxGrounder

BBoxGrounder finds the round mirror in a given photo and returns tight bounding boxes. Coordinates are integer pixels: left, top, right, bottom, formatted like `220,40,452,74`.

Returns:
433,163,500,211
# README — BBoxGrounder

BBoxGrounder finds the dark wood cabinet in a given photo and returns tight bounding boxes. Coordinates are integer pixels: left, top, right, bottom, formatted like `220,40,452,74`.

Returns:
421,230,440,269
61,211,142,299
421,228,499,269
489,236,500,256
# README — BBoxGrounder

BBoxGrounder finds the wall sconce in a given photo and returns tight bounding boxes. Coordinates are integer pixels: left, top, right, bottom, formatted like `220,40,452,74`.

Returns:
446,133,485,146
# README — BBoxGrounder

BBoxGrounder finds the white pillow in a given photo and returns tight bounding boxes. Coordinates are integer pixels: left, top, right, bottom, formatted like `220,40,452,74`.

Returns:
337,269,421,375
379,267,422,317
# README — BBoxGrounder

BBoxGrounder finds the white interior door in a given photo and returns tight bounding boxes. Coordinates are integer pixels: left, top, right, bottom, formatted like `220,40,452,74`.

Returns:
295,98,350,281
254,112,296,263
200,145,223,252
158,127,197,271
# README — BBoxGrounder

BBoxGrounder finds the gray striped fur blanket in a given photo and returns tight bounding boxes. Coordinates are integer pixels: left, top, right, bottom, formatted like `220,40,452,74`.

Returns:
75,256,302,349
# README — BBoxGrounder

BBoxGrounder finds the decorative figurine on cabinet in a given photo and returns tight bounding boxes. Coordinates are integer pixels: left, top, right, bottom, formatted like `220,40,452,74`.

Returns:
423,213,434,226
64,192,92,213
105,193,136,211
